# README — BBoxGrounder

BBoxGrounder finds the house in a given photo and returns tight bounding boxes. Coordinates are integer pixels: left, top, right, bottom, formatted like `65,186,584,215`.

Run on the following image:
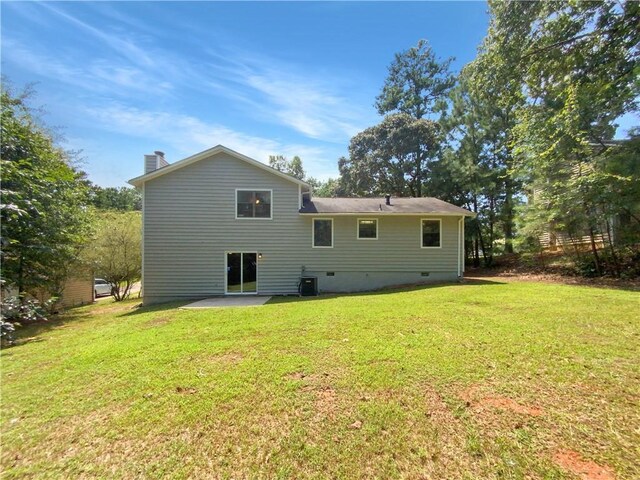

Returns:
8,270,95,310
57,273,95,308
129,145,475,305
535,140,634,252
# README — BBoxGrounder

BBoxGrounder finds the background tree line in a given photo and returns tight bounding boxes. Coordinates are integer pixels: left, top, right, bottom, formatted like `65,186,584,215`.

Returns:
278,1,639,274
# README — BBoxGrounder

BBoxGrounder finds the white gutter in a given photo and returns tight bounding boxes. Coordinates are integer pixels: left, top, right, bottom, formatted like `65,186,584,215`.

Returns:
299,212,476,217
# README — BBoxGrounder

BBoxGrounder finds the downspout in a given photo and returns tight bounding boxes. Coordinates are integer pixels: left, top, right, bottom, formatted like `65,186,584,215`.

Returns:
462,216,466,274
141,183,145,299
457,216,463,278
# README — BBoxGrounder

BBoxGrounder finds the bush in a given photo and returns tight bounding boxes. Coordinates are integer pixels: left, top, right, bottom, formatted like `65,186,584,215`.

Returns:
0,296,52,346
573,246,640,278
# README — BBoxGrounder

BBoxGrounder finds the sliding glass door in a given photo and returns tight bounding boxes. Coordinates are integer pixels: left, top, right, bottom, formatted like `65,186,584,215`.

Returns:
226,252,257,294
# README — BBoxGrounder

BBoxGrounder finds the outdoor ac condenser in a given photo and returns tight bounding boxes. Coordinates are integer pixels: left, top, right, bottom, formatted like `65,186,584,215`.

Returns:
299,276,318,296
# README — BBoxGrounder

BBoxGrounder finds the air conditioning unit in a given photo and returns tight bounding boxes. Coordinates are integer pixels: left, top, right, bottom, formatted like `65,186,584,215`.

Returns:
299,276,318,296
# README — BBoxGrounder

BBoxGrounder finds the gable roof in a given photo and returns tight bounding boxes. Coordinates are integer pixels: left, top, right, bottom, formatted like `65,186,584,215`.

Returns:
128,144,311,188
299,197,475,216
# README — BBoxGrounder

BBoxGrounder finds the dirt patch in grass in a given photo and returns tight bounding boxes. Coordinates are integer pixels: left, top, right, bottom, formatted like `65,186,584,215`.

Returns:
421,385,485,475
313,385,338,419
285,371,330,383
207,352,244,364
480,396,543,416
553,449,616,480
285,371,307,381
144,315,172,328
286,371,339,420
175,386,198,395
460,384,543,417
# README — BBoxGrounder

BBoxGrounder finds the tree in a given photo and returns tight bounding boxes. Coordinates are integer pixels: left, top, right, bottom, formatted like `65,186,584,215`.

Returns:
85,212,141,301
485,0,640,273
340,40,452,198
430,54,524,263
89,185,141,211
430,75,506,266
288,156,305,181
340,113,441,197
1,85,92,298
268,155,306,180
308,177,342,197
375,39,456,120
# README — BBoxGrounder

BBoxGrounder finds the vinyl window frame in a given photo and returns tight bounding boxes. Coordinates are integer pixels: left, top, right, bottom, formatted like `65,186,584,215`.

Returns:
234,188,273,220
312,218,334,248
357,218,378,240
420,218,442,249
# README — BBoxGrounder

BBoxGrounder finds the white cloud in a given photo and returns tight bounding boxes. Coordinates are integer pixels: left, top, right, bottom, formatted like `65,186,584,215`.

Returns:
40,2,157,68
3,38,172,97
200,49,372,142
82,103,338,175
5,4,375,144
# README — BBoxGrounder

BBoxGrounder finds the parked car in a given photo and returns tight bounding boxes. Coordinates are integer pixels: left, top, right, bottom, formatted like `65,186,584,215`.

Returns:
94,278,112,297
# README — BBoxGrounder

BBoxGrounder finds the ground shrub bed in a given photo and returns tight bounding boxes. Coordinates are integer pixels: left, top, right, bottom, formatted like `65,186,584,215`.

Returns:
1,280,638,479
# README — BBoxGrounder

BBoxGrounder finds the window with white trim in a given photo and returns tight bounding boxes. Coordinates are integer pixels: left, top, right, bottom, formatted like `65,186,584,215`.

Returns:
357,219,378,239
236,190,272,219
313,218,333,248
421,219,441,248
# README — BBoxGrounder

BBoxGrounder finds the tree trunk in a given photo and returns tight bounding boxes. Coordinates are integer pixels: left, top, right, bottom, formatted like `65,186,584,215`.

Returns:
473,236,480,268
17,250,25,302
605,219,621,278
472,197,480,267
588,226,602,276
415,148,424,197
476,222,490,267
504,179,514,253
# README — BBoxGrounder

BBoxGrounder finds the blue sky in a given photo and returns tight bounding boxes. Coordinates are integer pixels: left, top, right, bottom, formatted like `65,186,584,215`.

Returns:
2,2,635,188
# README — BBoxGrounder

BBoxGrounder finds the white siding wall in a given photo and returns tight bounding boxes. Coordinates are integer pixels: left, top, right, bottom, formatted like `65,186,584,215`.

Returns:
143,152,462,304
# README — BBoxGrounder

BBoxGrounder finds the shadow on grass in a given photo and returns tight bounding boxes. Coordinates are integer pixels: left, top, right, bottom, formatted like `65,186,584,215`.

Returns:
3,298,189,350
266,278,507,305
3,280,505,349
119,300,190,317
467,271,640,292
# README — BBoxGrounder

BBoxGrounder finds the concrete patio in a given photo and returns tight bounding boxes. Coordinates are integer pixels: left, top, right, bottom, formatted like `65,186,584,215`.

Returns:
181,296,272,309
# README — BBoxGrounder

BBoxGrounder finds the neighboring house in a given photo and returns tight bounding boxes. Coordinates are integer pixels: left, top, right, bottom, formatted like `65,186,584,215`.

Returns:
129,145,475,305
10,271,95,309
58,273,95,308
536,140,630,252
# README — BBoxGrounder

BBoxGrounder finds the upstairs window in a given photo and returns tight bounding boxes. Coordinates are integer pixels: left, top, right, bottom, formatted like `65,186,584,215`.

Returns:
421,219,441,248
236,190,272,219
357,219,378,239
313,218,333,248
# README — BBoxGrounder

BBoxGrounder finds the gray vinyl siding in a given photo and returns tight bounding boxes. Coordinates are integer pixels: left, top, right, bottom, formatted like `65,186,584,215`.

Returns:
142,152,463,304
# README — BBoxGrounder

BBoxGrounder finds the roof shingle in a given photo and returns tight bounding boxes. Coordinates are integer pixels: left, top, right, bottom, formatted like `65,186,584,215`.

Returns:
299,197,474,216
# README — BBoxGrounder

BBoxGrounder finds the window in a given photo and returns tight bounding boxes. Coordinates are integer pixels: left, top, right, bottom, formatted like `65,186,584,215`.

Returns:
357,218,378,239
421,219,441,248
236,190,272,219
313,218,333,248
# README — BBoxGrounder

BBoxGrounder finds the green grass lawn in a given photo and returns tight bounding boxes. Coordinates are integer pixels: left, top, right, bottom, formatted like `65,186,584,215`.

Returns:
2,280,639,479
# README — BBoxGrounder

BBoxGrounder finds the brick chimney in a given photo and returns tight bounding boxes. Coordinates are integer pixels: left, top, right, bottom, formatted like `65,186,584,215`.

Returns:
144,151,169,174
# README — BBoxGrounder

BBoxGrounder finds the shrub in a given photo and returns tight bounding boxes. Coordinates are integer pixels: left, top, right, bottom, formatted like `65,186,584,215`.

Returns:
0,296,52,346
